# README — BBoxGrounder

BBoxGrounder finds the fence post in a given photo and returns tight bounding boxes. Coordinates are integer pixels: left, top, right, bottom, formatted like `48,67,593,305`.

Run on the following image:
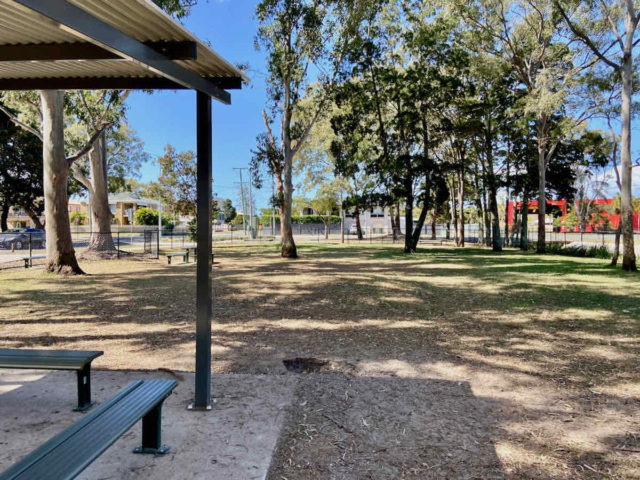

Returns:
156,228,160,259
29,233,32,267
117,231,120,259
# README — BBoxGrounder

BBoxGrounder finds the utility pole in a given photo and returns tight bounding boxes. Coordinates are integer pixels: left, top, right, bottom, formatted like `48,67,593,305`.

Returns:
233,167,247,237
247,166,254,240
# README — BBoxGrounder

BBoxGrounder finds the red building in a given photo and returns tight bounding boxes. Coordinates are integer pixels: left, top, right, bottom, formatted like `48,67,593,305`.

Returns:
507,198,640,232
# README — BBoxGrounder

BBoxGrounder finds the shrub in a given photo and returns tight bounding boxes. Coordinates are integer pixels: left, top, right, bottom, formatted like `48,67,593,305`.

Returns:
69,211,86,225
544,243,611,259
134,207,174,229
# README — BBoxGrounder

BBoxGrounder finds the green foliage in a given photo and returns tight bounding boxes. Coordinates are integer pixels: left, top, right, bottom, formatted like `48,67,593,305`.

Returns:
564,208,580,230
545,243,611,259
222,199,237,223
134,207,174,229
187,216,197,241
69,211,86,225
230,214,244,225
0,108,43,222
152,0,196,18
153,145,197,216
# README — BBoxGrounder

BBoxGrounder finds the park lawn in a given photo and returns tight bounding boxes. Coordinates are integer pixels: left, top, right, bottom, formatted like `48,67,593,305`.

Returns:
0,243,639,479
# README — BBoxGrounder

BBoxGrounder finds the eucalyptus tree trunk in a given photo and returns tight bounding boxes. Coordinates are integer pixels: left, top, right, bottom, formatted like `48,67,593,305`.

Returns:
473,162,484,245
480,159,491,246
536,115,547,253
457,169,465,247
484,116,502,251
504,157,510,244
449,179,459,246
404,191,414,253
41,90,83,275
611,224,622,266
390,204,398,241
355,209,363,240
20,204,44,229
620,46,636,271
520,199,529,251
431,208,437,240
395,202,401,235
86,135,115,252
280,150,297,258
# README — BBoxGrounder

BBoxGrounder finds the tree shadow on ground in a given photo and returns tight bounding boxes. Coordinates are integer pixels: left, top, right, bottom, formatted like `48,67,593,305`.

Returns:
0,245,638,478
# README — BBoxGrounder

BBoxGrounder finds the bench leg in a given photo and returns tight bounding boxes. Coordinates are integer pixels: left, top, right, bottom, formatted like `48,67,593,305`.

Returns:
74,363,94,412
134,402,170,455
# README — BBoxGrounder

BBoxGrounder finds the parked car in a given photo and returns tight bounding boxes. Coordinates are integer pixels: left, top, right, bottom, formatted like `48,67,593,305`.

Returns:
0,228,46,249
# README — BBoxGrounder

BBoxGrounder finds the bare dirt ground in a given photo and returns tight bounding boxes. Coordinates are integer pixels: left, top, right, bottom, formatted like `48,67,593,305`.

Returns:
1,243,639,479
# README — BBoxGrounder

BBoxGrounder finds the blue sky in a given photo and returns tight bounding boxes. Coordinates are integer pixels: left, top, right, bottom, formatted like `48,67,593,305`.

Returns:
125,0,271,209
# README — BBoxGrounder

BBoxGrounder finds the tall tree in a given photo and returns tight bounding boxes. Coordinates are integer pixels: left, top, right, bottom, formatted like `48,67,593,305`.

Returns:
0,90,124,273
153,145,198,216
253,0,366,258
454,0,592,253
555,0,638,270
67,90,130,253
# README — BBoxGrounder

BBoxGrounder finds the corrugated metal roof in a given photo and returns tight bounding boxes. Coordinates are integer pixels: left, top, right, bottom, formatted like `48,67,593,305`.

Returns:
0,0,247,82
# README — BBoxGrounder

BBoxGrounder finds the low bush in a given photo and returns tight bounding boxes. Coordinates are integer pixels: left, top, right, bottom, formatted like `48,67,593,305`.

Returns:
544,242,611,259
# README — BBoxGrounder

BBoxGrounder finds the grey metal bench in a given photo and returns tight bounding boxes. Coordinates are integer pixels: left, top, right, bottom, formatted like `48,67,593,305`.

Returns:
166,252,188,264
0,349,103,411
186,247,215,264
0,380,178,480
22,255,45,268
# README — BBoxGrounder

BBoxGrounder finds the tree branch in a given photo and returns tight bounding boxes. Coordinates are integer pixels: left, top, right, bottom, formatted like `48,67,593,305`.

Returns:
555,0,620,70
66,125,110,165
0,103,43,141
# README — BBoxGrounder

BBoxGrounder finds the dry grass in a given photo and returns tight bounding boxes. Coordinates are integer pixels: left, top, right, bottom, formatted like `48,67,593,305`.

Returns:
0,243,639,479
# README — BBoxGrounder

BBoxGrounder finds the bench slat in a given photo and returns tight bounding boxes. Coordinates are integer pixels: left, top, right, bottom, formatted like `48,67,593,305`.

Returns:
1,380,177,480
0,349,103,370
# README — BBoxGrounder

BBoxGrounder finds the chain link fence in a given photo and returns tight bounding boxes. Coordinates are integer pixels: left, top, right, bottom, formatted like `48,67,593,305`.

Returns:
4,223,639,270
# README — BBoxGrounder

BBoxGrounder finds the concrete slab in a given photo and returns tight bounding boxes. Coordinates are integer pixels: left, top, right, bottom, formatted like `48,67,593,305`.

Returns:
0,369,299,480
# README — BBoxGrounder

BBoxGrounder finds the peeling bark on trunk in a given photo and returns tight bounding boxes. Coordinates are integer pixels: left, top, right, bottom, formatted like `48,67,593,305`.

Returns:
79,137,116,253
41,90,83,275
87,135,115,252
